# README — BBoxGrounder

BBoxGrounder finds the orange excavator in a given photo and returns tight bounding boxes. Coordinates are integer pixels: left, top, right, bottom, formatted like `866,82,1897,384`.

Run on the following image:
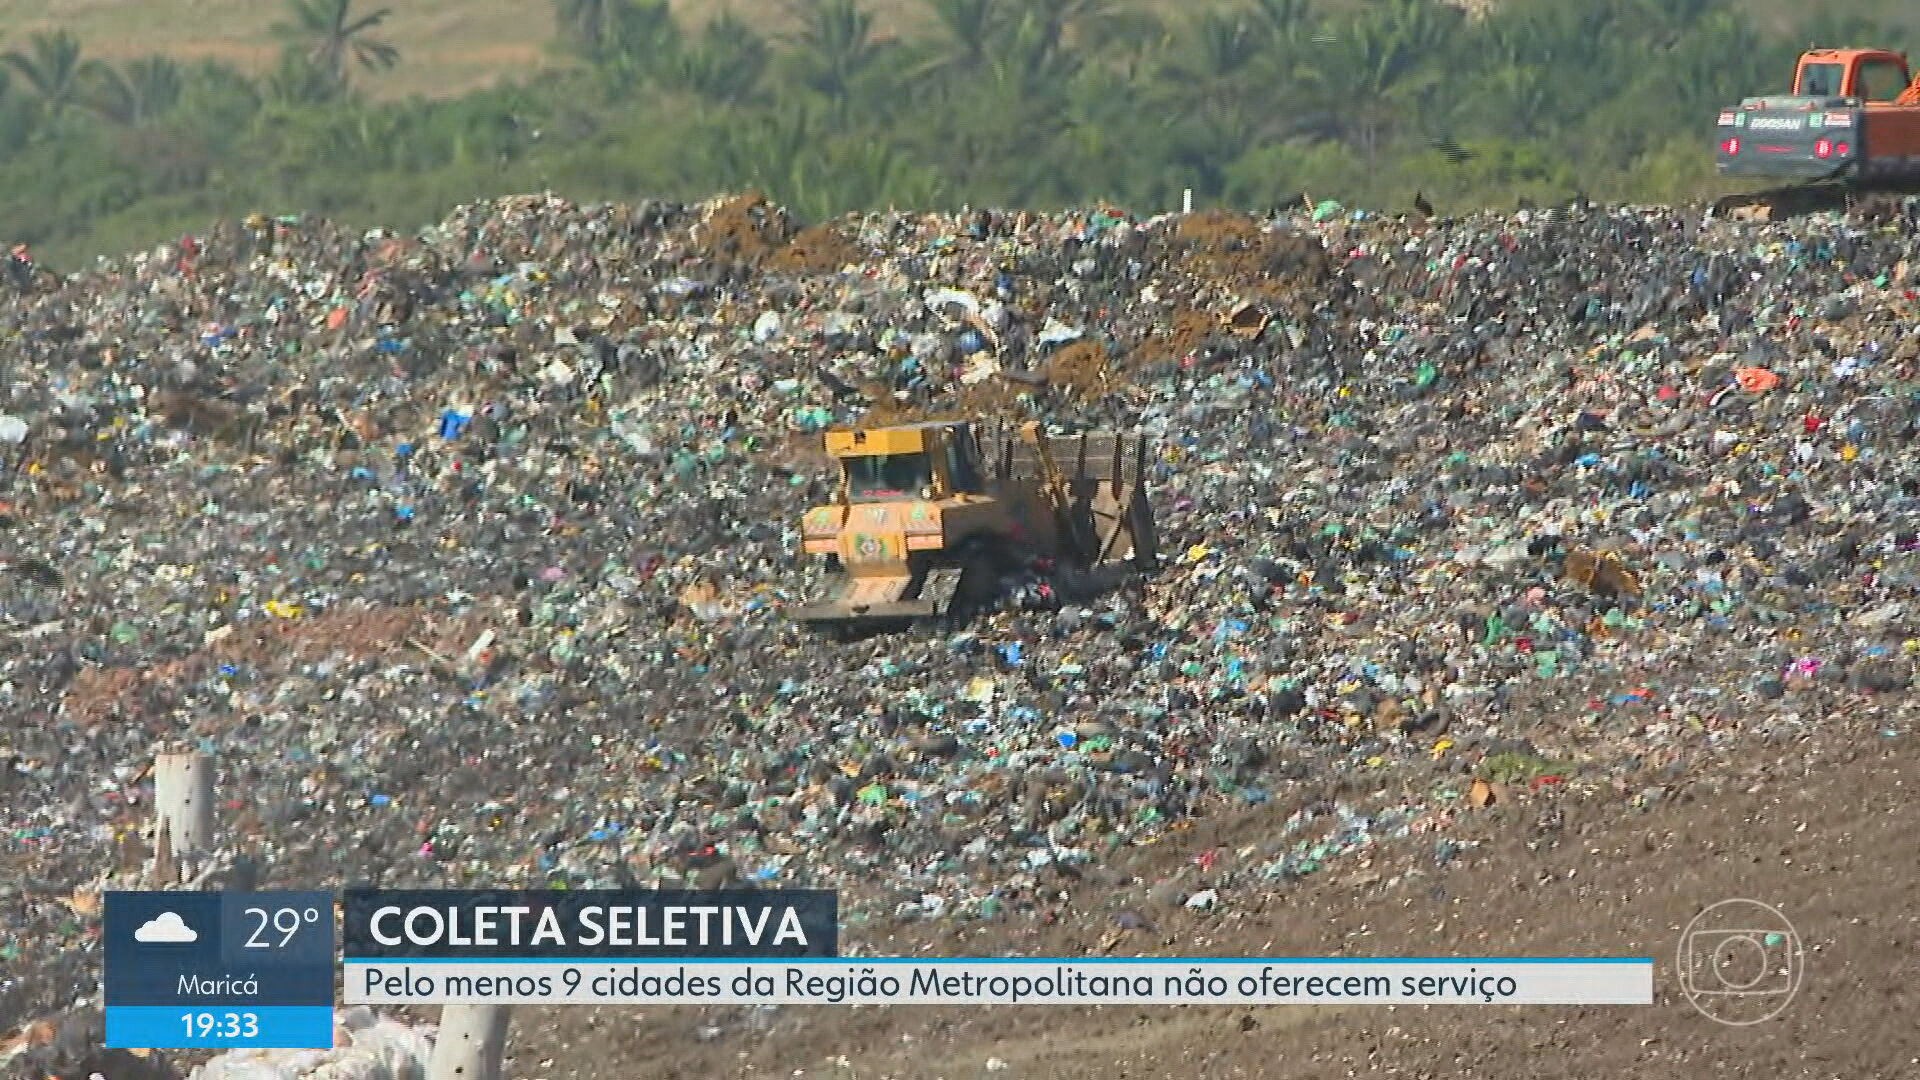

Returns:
1713,48,1920,218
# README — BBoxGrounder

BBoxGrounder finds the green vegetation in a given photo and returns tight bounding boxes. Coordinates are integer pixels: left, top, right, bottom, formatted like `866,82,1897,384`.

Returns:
1478,750,1572,785
0,0,1906,264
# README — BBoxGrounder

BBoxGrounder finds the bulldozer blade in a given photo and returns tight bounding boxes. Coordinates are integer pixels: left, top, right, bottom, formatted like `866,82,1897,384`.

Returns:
973,423,1159,570
789,598,949,623
1131,435,1158,569
919,566,965,611
787,567,963,624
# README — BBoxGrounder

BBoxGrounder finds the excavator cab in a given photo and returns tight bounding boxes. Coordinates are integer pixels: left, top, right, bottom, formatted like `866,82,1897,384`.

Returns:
1855,55,1914,102
1792,49,1913,102
1797,61,1841,98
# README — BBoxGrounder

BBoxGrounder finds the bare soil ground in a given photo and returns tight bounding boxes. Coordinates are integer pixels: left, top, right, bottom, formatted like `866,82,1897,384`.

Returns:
499,712,1920,1079
0,0,554,100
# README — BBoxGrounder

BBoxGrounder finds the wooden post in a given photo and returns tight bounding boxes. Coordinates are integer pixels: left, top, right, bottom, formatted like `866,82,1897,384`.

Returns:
428,1005,510,1080
151,750,214,885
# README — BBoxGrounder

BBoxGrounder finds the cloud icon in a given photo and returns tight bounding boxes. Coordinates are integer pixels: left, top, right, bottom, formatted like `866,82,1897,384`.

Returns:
133,911,198,944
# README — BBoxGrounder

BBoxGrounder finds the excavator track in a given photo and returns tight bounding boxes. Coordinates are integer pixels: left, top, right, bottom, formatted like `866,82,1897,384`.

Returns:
1710,183,1920,223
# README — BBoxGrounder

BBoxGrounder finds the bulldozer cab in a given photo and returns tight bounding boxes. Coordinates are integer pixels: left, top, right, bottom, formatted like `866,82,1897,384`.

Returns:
1794,49,1912,101
828,422,987,503
842,451,933,500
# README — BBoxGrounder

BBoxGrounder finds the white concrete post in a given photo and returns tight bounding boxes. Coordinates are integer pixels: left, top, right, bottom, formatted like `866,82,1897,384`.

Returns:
152,750,214,883
428,1005,510,1080
1182,188,1194,214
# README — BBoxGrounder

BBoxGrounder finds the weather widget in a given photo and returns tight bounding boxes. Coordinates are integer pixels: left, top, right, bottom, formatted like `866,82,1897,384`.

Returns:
102,890,335,1050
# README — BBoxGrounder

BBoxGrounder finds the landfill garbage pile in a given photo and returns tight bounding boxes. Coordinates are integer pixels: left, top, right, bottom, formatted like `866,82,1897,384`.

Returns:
7,190,1920,1053
1,1006,427,1080
186,1008,433,1080
1,1008,176,1079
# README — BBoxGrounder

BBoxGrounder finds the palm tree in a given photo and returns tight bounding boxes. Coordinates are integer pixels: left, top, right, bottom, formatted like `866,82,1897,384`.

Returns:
555,0,621,57
995,7,1088,97
169,60,265,145
1160,10,1268,107
1480,1,1611,73
785,0,894,113
1241,0,1323,89
271,0,399,88
3,30,105,119
1142,9,1296,195
699,101,819,194
262,45,344,108
931,50,1072,189
1248,0,1314,48
1374,0,1460,60
85,56,184,126
1043,65,1152,200
1296,10,1431,160
1165,104,1268,196
1477,63,1552,141
756,129,941,222
913,0,1009,82
668,13,770,104
1011,0,1135,64
818,137,943,215
1668,10,1777,114
347,104,410,168
1621,0,1712,49
595,0,682,89
559,0,679,63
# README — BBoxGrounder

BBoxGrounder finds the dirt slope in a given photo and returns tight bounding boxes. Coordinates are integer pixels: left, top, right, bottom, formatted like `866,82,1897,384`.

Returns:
502,710,1919,1079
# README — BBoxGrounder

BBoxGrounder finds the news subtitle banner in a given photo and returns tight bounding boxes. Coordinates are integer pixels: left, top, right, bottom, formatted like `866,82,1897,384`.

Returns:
342,958,1653,1007
340,888,839,960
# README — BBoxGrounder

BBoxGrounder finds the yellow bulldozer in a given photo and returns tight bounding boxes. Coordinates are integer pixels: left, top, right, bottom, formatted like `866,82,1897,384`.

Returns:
788,419,1159,632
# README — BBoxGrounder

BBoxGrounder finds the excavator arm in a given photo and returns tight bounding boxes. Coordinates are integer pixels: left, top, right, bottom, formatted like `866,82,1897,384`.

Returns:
1898,70,1920,105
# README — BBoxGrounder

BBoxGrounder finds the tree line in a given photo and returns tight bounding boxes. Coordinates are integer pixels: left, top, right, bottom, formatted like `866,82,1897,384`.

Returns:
0,0,1900,264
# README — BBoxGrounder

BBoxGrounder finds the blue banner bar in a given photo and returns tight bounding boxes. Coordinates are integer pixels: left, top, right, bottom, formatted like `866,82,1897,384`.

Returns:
105,1006,335,1050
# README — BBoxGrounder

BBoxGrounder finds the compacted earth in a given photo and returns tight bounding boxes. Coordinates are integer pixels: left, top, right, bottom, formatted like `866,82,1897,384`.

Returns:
504,710,1919,1079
